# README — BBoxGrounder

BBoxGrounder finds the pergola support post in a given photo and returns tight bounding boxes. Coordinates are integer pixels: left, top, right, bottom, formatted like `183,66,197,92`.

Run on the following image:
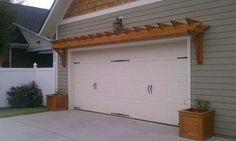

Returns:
55,49,67,67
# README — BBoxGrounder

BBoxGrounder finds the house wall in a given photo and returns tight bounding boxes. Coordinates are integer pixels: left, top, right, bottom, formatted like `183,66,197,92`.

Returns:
58,55,68,93
64,0,137,18
20,29,52,52
57,0,236,137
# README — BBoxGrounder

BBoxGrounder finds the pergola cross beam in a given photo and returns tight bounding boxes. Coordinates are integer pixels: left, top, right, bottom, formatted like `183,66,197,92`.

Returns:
52,18,209,67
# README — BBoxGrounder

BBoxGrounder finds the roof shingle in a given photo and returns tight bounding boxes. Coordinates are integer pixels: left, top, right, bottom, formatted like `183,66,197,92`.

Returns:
15,4,49,33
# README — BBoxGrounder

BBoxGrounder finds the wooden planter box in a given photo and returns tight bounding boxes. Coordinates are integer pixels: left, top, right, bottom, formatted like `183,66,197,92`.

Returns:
46,94,68,111
179,108,215,141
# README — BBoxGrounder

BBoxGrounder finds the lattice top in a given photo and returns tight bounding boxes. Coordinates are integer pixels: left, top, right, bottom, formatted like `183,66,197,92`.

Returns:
52,18,209,66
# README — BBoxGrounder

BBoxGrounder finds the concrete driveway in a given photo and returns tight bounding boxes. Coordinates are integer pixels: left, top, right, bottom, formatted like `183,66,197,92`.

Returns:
0,110,232,141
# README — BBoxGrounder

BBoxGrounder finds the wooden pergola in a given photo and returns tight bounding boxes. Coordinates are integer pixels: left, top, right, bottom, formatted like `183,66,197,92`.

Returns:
52,18,209,67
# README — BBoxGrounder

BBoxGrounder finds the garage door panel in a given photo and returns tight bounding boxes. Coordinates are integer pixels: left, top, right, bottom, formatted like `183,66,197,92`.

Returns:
78,96,114,113
154,83,187,99
127,61,187,80
73,41,187,63
72,39,190,125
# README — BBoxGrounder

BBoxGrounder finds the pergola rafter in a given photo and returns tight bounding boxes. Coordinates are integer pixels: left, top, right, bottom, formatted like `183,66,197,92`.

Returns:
52,18,209,67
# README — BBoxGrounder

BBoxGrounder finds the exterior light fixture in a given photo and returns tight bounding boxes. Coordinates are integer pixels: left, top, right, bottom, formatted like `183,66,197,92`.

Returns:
113,17,123,33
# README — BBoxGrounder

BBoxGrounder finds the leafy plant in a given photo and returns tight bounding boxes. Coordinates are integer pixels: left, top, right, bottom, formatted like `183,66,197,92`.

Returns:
7,81,43,107
0,1,17,50
0,0,25,53
194,98,210,111
55,88,66,95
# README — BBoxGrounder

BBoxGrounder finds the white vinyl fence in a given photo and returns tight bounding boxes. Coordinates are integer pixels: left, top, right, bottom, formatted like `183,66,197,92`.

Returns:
0,63,56,107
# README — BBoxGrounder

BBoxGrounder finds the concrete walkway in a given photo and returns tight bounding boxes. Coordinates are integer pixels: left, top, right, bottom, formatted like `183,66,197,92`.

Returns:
0,110,232,141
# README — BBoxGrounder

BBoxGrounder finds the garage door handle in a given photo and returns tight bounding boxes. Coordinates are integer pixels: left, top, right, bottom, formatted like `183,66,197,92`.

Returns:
150,85,153,94
93,82,97,90
148,85,152,94
177,56,188,59
147,85,150,94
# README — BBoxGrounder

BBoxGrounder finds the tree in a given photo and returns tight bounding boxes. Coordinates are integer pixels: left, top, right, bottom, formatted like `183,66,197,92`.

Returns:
0,1,17,49
0,0,24,4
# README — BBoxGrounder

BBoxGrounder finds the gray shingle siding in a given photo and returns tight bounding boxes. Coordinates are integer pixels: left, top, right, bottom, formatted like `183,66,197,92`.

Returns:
58,56,68,93
20,30,51,52
58,0,236,137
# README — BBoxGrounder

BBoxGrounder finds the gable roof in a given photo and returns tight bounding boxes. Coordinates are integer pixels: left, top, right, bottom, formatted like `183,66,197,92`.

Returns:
9,27,27,44
14,4,49,33
39,0,164,38
39,0,73,38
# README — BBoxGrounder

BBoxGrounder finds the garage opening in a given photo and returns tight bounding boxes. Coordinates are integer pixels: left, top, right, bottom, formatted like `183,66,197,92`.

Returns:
69,37,191,125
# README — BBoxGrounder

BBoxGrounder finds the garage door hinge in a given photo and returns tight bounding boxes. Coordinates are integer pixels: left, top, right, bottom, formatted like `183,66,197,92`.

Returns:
177,56,188,59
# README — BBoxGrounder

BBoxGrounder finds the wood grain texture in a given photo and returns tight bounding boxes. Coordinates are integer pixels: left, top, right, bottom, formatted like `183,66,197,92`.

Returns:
46,95,68,111
52,19,209,66
64,0,137,18
179,109,215,141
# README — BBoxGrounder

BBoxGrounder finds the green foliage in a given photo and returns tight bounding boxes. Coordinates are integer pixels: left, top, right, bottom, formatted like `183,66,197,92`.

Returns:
55,88,66,95
0,107,46,118
0,1,17,49
7,81,43,107
194,98,210,111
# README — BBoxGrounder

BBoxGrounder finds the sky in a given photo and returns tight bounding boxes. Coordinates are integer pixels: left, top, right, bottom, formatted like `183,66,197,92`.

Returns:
22,0,54,9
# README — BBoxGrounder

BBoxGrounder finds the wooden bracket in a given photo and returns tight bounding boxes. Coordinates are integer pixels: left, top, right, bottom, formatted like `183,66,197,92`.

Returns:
192,34,203,64
55,49,67,67
189,25,209,64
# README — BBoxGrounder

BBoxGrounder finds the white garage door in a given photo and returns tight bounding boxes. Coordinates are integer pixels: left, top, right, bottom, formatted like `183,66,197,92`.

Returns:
72,38,190,125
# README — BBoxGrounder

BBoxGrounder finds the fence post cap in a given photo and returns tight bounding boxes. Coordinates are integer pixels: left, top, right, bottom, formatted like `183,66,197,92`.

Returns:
33,63,37,68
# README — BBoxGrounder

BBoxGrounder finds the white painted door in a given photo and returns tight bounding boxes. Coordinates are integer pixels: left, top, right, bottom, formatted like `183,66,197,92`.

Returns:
72,39,190,125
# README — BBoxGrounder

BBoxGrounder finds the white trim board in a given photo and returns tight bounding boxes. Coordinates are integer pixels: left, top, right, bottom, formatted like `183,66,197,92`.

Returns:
39,0,73,37
60,0,163,25
39,0,59,36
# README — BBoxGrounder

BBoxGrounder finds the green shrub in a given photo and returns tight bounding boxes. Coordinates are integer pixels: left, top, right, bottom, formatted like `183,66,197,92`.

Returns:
194,98,210,111
7,81,43,107
55,88,66,95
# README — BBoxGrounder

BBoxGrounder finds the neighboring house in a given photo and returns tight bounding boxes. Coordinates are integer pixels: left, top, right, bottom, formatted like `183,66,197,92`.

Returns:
40,0,236,137
0,4,53,68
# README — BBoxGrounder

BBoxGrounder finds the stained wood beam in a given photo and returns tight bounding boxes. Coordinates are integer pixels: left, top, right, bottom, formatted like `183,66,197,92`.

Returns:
171,20,185,27
186,18,201,25
81,35,88,39
192,34,203,64
123,28,134,33
157,23,172,29
104,32,115,36
96,33,104,37
88,34,96,38
145,25,158,30
52,18,209,67
133,27,145,32
55,49,67,67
